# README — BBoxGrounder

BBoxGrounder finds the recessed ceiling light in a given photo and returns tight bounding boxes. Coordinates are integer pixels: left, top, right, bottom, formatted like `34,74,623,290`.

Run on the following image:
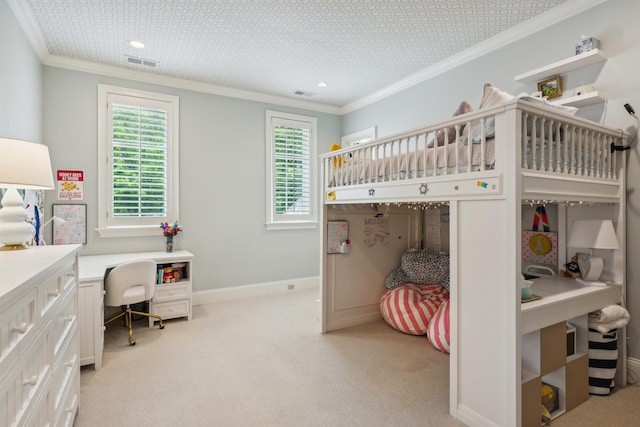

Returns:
317,81,328,88
129,40,146,49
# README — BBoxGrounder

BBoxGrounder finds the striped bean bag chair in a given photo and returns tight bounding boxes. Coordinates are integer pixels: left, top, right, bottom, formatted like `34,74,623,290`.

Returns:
380,284,449,335
427,298,451,353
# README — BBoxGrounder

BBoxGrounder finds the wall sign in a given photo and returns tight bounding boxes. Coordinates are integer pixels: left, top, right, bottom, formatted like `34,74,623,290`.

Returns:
57,170,84,200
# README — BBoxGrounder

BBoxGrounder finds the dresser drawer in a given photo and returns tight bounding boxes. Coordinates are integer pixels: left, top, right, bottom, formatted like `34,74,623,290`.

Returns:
52,289,77,359
153,282,190,302
0,289,37,376
151,299,190,320
0,332,49,427
52,326,78,419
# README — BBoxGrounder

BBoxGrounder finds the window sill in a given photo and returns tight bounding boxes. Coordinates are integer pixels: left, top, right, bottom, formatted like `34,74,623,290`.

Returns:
265,221,318,231
96,225,162,238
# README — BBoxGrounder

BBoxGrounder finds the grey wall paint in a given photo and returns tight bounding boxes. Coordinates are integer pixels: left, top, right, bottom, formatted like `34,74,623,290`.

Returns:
42,67,341,290
343,0,640,360
0,0,42,141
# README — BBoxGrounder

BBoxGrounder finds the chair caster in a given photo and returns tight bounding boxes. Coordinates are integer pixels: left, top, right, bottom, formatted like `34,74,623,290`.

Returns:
130,340,136,346
159,324,165,329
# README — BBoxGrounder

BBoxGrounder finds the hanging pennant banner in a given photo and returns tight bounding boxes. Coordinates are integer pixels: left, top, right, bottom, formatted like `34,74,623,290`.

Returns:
57,170,84,200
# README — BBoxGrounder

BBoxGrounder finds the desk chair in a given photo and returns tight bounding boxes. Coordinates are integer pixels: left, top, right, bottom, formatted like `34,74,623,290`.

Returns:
104,259,164,345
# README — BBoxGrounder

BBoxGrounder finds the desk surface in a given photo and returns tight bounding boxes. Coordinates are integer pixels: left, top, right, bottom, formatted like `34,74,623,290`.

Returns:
78,250,194,282
520,276,622,334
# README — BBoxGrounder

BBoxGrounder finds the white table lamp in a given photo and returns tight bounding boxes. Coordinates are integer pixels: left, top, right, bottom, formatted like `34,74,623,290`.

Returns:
567,219,620,285
0,138,55,250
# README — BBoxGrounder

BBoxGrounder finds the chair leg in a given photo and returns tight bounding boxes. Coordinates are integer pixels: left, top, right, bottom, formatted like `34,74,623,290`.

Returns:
127,309,136,345
130,310,165,329
104,310,126,326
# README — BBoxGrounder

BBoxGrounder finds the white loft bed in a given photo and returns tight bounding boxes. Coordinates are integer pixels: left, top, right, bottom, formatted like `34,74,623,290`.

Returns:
320,99,627,427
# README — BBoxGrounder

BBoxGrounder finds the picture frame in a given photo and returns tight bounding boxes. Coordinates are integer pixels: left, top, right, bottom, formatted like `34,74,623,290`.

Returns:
52,204,87,244
537,76,562,100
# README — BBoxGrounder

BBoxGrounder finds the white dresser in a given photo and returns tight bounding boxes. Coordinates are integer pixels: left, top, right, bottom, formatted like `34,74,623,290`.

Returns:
0,244,82,427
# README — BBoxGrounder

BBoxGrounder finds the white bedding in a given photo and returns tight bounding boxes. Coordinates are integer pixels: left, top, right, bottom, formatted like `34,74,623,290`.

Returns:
330,138,495,186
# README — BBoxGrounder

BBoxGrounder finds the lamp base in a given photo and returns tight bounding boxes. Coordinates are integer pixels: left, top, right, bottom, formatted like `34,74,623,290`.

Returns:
577,253,604,281
0,187,35,249
0,243,28,251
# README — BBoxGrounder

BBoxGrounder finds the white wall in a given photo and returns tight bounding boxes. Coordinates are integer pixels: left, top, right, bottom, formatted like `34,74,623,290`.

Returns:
343,0,640,360
41,67,341,291
0,0,42,141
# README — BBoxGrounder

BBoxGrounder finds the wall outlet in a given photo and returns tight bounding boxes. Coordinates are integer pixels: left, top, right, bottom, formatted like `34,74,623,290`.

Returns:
287,284,295,290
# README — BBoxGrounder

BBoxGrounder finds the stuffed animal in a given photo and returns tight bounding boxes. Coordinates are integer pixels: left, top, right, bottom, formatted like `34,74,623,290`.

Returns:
330,142,345,167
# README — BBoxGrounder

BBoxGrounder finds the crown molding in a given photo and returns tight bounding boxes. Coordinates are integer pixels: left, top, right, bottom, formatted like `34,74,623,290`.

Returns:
9,0,609,117
44,55,343,115
340,0,610,114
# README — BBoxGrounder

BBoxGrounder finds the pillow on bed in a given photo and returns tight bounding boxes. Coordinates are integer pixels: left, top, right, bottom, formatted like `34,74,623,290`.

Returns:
401,249,450,290
478,83,514,110
427,298,450,353
467,117,496,144
428,100,473,147
380,284,449,335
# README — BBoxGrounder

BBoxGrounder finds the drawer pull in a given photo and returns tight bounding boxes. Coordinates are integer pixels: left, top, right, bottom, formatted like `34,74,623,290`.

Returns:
49,288,60,297
23,375,37,386
65,360,74,368
12,322,28,334
64,314,74,322
67,271,76,277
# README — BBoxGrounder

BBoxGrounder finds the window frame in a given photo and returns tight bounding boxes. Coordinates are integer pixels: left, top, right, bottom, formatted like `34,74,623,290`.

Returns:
97,84,180,238
265,110,318,230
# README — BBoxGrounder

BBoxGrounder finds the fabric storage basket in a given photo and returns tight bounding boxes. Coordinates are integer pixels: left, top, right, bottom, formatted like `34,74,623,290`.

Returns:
588,328,618,395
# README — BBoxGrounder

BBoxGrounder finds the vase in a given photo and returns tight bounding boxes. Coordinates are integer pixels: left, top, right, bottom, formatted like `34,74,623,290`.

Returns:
165,234,174,253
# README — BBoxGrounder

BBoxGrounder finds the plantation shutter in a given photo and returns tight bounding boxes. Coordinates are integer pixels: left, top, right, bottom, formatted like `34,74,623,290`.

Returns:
110,102,168,219
273,118,311,216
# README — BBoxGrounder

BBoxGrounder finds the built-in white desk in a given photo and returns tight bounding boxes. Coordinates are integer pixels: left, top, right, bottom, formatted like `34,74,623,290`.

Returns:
78,250,194,369
520,276,624,425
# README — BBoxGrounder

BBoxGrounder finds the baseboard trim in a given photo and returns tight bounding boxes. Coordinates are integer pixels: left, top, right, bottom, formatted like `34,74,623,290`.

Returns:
627,357,640,385
325,312,382,332
193,276,320,305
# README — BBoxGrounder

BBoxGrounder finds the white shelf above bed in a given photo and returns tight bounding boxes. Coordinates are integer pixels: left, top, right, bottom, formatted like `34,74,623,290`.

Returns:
514,49,607,83
550,91,605,107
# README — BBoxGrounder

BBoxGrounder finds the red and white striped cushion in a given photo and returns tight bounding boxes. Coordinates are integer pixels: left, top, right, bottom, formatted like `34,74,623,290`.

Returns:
380,284,449,335
427,298,451,353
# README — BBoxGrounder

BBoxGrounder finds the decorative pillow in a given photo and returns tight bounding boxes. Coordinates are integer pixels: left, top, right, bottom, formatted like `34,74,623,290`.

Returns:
427,298,451,353
400,249,450,290
385,267,410,289
478,83,514,110
467,117,496,144
380,284,449,335
428,100,473,147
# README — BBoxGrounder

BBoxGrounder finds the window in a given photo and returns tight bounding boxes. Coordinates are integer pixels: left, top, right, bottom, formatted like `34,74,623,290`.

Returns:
97,85,179,237
265,110,317,230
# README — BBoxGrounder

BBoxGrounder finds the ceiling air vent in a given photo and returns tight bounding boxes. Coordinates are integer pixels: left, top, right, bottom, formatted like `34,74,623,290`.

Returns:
293,89,315,97
126,55,158,68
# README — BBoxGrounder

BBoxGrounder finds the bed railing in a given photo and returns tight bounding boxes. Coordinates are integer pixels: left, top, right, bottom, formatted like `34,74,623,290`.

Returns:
321,99,625,192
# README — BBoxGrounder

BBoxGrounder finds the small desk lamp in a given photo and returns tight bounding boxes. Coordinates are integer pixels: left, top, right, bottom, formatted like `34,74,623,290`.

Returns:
567,219,620,285
39,215,66,245
0,138,55,250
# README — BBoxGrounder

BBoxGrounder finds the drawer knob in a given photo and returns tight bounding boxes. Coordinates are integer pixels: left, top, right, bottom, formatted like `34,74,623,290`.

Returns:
49,288,60,297
65,360,74,368
23,375,37,386
64,314,74,322
12,322,28,334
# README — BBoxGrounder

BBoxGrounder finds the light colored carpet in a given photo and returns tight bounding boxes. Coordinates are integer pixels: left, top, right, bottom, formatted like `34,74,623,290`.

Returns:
74,288,462,427
73,288,640,427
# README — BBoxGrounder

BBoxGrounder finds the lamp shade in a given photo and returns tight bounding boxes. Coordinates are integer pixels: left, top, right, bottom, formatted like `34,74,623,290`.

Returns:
567,220,620,250
0,138,54,189
0,138,55,249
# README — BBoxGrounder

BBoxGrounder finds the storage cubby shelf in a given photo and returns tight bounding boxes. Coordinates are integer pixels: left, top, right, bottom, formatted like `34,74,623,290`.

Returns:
514,49,607,83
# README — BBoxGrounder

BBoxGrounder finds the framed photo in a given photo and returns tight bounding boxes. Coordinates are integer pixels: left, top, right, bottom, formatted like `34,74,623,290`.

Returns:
52,204,87,244
537,76,562,100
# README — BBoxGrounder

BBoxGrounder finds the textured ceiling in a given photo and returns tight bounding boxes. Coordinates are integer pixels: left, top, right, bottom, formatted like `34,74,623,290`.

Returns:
13,0,570,109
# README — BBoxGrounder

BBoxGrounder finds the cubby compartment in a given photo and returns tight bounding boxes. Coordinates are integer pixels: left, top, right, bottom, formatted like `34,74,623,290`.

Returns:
521,316,589,426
